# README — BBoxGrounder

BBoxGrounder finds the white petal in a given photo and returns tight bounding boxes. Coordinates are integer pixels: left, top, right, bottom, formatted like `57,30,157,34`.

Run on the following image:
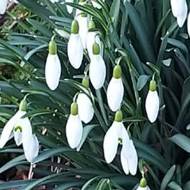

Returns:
66,115,83,149
77,15,88,49
103,121,122,163
21,117,34,162
67,34,83,69
137,186,150,190
145,90,159,123
0,0,7,14
45,54,61,91
89,55,106,90
0,110,24,148
14,130,22,146
170,0,187,27
77,93,94,123
91,0,105,9
187,12,190,37
87,32,102,59
50,0,59,3
107,77,124,111
24,134,39,163
120,147,129,175
65,0,73,13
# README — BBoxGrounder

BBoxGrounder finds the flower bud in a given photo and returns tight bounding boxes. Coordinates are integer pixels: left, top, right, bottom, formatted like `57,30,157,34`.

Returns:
70,102,78,115
71,20,79,34
149,80,156,91
93,43,100,55
19,99,27,111
49,40,57,55
113,65,122,79
114,110,123,122
89,20,95,30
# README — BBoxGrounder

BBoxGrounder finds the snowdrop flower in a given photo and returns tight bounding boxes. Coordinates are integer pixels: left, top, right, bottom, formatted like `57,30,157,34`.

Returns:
68,19,83,69
107,65,124,112
77,76,94,123
91,0,105,9
66,102,83,148
50,0,59,3
0,98,39,163
145,80,159,123
170,0,187,27
45,39,61,91
65,0,74,14
103,110,138,175
77,13,89,49
137,178,151,190
87,20,103,59
0,0,8,14
89,43,106,89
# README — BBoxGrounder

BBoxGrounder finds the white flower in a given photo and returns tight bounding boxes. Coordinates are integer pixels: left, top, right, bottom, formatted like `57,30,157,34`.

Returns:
107,65,124,111
77,14,88,49
145,80,159,123
77,93,94,123
0,99,39,163
0,0,8,14
103,110,138,175
65,0,74,14
66,102,83,148
89,43,106,89
45,54,61,91
187,12,190,37
91,0,105,9
170,0,187,27
68,20,83,69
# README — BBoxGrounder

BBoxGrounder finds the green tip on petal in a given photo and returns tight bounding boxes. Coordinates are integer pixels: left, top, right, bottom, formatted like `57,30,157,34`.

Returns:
14,126,22,132
49,40,57,55
92,43,100,55
19,99,27,111
71,102,78,115
82,76,89,88
114,110,123,122
71,20,79,34
80,0,86,2
81,13,87,17
113,65,122,79
140,178,147,188
149,80,156,91
89,20,95,30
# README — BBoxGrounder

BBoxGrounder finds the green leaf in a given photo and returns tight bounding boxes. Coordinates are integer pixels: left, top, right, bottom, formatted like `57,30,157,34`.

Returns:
137,75,150,91
110,0,120,28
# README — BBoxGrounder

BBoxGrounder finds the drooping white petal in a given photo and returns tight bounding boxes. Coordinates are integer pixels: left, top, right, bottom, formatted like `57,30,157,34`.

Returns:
45,54,61,91
14,130,22,146
24,134,39,163
137,186,150,190
145,90,159,123
77,93,94,123
187,12,190,37
50,0,59,3
89,54,106,89
0,110,25,148
67,34,83,69
170,0,187,27
77,15,88,49
65,0,73,13
91,0,105,9
21,117,35,162
107,77,124,112
87,32,102,59
0,0,8,14
120,147,129,175
103,121,122,163
66,115,83,149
